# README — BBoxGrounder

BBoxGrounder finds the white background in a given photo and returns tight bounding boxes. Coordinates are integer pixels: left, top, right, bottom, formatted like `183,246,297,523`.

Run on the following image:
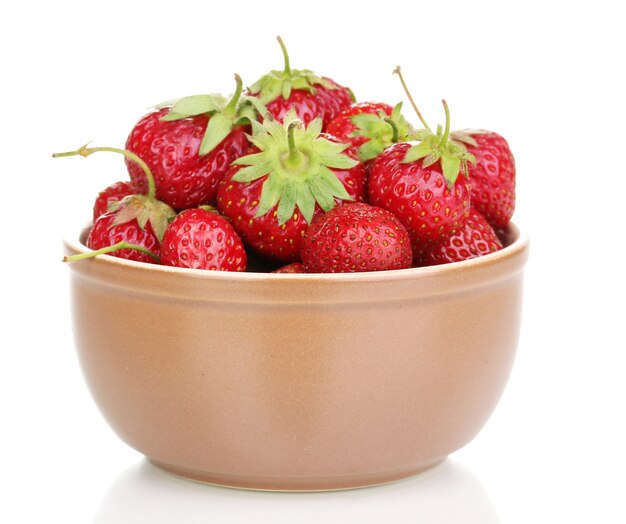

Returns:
2,1,625,522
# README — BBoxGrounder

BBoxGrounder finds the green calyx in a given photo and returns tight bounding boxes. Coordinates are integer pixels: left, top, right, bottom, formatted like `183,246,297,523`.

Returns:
402,100,476,187
107,193,174,242
393,66,475,186
349,102,413,161
52,145,175,242
449,130,479,148
231,111,359,225
159,74,258,156
247,36,337,104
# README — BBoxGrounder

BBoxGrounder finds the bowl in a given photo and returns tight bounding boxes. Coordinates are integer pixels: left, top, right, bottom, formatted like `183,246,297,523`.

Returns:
64,224,529,491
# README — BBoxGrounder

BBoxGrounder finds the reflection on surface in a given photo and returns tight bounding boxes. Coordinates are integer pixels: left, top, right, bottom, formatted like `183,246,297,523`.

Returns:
94,458,500,523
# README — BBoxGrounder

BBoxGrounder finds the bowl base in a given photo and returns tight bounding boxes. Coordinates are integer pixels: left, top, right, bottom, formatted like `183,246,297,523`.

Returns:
148,458,446,492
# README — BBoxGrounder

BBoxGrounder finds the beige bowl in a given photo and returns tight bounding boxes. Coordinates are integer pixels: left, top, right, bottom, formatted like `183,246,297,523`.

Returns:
64,224,529,491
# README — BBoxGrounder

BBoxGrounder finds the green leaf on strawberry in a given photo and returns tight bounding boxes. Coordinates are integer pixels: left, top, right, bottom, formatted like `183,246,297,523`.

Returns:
158,74,257,156
393,66,475,187
231,111,358,225
349,102,412,161
160,94,229,120
108,193,174,243
199,112,237,156
248,36,339,104
402,102,475,186
449,129,479,148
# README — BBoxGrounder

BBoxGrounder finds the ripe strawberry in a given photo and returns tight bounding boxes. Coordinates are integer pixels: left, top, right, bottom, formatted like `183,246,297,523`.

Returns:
160,207,247,271
54,145,175,264
92,181,137,221
368,140,471,252
417,208,503,266
272,262,306,274
368,68,473,256
452,130,516,229
86,211,161,264
125,75,253,210
248,36,353,129
217,113,366,262
300,202,412,273
326,101,412,162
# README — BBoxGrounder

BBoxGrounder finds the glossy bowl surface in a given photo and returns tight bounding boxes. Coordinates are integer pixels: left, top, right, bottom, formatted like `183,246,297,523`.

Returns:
64,224,528,491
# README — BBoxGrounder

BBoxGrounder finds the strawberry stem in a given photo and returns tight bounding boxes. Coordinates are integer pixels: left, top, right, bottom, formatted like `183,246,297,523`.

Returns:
63,241,160,262
53,145,157,200
383,116,400,143
224,74,244,116
277,35,291,76
393,66,432,133
440,99,451,146
287,119,303,165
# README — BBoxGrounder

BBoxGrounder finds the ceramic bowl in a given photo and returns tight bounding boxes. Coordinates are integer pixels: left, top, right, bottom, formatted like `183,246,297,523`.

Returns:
64,224,529,491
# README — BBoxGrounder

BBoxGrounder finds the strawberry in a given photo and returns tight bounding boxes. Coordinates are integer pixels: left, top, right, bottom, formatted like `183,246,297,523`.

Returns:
54,145,175,264
248,36,353,129
452,130,516,229
92,181,137,221
368,68,473,257
85,211,161,264
326,101,412,162
300,202,412,273
217,113,366,262
160,207,247,271
272,262,306,274
125,75,253,210
368,140,471,253
417,208,503,266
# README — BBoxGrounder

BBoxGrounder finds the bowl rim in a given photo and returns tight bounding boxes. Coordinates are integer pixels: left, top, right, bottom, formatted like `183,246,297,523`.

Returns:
63,222,529,284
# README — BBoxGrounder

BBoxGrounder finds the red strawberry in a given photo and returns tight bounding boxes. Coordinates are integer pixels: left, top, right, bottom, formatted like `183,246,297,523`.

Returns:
417,208,503,266
217,113,366,262
272,262,306,274
326,101,412,162
300,202,413,273
86,211,161,264
368,68,473,256
248,36,353,129
92,181,137,221
54,145,176,264
369,140,471,251
125,75,253,210
452,130,516,229
160,207,247,271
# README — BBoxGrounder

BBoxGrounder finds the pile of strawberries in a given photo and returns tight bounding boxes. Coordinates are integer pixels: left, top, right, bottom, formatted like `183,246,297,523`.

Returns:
57,37,515,274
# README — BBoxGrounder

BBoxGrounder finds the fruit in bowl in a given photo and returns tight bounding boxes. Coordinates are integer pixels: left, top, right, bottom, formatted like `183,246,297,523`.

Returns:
57,38,528,490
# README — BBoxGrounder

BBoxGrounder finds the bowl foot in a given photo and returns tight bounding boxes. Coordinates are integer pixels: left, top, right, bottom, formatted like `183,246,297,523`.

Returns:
148,458,446,492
